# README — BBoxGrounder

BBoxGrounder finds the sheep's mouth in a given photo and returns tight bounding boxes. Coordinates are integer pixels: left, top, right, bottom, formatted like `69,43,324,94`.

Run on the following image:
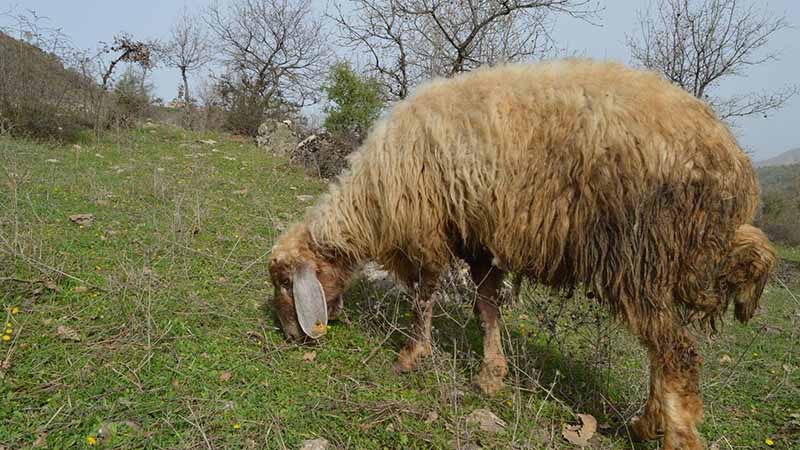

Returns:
328,295,343,319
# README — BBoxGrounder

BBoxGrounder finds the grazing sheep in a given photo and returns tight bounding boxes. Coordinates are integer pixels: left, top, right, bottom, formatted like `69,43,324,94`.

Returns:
268,59,776,450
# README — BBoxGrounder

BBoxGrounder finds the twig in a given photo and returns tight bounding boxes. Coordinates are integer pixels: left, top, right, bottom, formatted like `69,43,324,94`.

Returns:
42,403,66,429
0,276,39,284
361,325,397,365
774,275,799,307
181,403,213,450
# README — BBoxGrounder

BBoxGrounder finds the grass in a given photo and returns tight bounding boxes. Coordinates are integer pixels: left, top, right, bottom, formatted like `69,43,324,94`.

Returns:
775,245,800,264
0,125,797,449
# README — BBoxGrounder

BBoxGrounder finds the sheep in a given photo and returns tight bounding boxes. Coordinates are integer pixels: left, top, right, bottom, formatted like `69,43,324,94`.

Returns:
267,59,777,450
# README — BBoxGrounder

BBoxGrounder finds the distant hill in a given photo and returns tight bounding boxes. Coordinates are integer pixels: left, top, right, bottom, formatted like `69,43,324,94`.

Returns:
755,147,800,168
757,163,800,194
756,162,799,246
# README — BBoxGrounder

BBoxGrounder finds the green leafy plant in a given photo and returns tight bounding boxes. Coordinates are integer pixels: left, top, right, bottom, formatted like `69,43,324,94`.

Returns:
323,62,384,140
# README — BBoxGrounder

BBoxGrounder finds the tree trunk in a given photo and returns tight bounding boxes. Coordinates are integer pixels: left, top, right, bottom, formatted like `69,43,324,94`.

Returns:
181,67,190,106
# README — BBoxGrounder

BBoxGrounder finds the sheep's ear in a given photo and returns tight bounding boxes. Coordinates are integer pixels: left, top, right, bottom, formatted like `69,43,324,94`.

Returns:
292,264,328,339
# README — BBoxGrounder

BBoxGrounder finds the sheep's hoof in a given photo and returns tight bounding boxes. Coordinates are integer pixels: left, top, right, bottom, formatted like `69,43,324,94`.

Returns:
474,360,508,396
393,343,431,374
393,356,417,373
628,416,663,442
663,437,705,450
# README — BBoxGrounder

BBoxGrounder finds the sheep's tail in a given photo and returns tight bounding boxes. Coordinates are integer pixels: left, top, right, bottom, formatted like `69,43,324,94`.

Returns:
721,225,778,323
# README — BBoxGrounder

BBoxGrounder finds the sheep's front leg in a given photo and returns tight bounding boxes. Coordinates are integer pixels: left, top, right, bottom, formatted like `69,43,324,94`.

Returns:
636,328,704,450
393,281,435,373
469,262,508,395
630,347,665,441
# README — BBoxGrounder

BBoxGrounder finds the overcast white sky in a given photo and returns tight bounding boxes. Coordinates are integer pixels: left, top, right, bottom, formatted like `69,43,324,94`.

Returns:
5,0,799,160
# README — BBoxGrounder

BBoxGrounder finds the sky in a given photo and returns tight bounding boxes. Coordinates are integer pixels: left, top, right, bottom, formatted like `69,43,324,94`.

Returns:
3,0,799,160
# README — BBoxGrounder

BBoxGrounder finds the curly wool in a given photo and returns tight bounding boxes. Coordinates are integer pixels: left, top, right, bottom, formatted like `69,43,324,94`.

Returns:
304,59,770,342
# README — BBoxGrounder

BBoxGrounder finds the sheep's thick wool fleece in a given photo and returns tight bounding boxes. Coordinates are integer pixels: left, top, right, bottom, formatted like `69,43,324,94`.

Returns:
307,59,759,336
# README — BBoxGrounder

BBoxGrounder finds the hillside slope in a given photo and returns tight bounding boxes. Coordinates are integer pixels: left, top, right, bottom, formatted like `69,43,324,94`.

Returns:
0,127,797,449
0,31,98,140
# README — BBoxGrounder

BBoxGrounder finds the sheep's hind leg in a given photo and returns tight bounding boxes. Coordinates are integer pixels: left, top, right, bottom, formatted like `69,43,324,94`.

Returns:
393,273,437,373
637,327,705,450
469,260,508,395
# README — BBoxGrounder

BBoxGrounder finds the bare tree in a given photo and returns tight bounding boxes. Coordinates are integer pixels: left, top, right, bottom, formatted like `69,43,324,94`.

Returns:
204,0,329,110
627,0,797,120
164,8,211,106
331,0,598,100
97,34,155,91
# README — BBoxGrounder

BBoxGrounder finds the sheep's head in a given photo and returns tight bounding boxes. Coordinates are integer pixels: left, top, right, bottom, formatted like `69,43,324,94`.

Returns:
268,223,349,341
722,225,777,323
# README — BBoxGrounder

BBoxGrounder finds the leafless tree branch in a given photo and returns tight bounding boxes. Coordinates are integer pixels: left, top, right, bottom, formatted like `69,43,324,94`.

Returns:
627,0,796,120
331,0,599,100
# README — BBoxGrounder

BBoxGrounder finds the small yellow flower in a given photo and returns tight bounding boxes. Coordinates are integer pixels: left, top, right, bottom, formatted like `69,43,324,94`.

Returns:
233,423,241,430
11,307,19,315
2,334,10,342
765,438,774,446
86,436,97,446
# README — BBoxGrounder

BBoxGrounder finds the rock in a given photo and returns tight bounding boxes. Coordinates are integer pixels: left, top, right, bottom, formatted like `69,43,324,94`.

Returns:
290,132,355,179
296,195,314,202
562,413,597,447
69,213,94,227
56,325,81,342
425,411,439,424
297,134,318,149
256,119,297,154
359,262,397,291
299,438,329,450
466,408,506,433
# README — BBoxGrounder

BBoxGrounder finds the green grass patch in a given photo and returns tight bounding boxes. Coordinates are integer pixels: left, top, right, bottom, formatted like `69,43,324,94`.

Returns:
0,126,797,449
775,245,800,263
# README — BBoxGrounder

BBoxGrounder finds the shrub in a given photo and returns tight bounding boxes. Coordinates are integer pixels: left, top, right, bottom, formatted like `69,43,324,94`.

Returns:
323,62,384,141
113,66,156,124
1,102,89,142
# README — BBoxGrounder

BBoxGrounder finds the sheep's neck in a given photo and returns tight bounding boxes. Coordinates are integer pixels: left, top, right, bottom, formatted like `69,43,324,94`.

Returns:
307,180,380,267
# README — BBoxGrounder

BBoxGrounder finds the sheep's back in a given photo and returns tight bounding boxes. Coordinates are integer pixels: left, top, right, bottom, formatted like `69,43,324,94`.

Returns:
379,60,758,319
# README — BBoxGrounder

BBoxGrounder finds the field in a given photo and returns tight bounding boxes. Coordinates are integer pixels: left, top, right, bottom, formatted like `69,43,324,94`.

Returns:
0,126,798,449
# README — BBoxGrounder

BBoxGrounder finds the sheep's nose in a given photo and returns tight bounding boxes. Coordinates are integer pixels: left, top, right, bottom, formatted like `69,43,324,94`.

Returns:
282,323,303,341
